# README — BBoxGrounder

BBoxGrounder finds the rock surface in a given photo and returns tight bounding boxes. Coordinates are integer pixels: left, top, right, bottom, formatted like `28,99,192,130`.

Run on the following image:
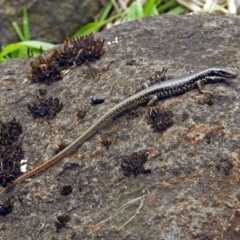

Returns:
0,15,240,240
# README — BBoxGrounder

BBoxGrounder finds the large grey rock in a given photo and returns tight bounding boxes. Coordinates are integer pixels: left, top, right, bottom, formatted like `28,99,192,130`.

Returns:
0,15,239,239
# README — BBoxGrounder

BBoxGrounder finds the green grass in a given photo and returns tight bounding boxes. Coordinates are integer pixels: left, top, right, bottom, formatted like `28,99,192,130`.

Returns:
0,7,54,63
74,0,186,36
1,0,233,63
0,41,55,62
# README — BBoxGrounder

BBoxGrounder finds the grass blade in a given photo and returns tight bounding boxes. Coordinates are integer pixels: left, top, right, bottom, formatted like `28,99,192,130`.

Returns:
23,7,30,40
74,22,107,36
12,22,25,42
74,12,126,36
99,0,113,21
150,4,160,15
167,5,186,15
144,0,157,16
127,2,144,21
17,41,55,50
158,0,177,13
0,41,55,62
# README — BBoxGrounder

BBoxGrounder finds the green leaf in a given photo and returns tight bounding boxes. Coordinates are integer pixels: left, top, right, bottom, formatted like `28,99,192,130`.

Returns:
23,7,30,40
127,2,144,21
143,0,157,16
150,5,159,15
74,12,126,36
74,22,107,36
99,0,113,21
12,47,28,59
17,41,55,50
12,7,30,41
0,41,54,61
12,22,25,42
158,0,177,13
155,0,163,5
0,44,28,58
167,6,186,15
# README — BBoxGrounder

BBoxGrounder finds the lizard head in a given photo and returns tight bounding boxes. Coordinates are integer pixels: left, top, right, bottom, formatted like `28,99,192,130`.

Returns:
209,67,237,80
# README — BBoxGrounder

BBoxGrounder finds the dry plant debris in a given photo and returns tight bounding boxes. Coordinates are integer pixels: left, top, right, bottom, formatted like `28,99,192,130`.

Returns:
28,34,105,84
0,119,23,187
54,214,71,232
148,67,169,85
105,0,239,31
146,106,174,133
0,198,14,216
60,185,73,196
28,90,64,120
121,151,151,177
177,0,239,14
90,189,150,234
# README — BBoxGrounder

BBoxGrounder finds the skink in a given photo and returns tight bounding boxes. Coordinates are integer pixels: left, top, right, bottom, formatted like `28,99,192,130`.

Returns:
0,67,237,197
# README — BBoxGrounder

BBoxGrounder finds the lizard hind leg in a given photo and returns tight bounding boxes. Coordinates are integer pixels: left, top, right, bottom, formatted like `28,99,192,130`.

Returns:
147,95,159,106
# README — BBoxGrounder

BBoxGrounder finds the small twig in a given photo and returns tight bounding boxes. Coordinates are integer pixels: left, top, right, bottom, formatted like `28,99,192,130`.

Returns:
118,194,144,230
61,64,77,76
90,188,150,234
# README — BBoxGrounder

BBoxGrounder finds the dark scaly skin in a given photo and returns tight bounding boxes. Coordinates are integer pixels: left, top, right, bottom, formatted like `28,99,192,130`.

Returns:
0,67,237,197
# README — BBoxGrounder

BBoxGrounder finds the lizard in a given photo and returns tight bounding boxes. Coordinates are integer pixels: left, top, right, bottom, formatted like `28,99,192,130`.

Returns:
0,67,237,197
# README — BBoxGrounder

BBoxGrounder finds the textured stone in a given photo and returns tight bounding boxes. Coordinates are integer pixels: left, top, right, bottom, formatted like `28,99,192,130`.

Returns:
0,15,239,239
